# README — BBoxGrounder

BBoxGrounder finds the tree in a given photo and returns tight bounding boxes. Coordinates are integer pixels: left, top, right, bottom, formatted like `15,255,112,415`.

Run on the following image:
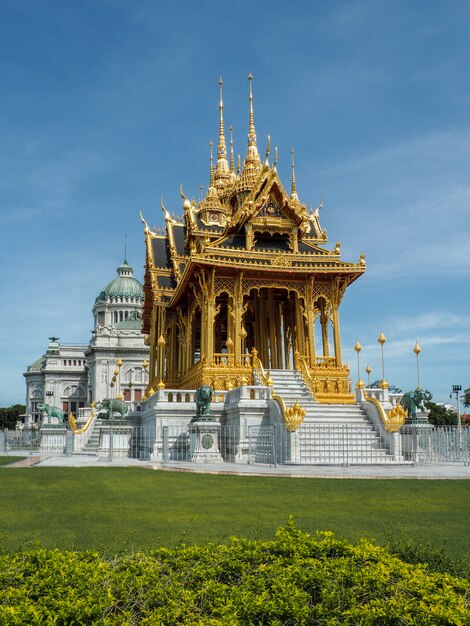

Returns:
0,404,26,430
425,401,458,427
463,387,470,408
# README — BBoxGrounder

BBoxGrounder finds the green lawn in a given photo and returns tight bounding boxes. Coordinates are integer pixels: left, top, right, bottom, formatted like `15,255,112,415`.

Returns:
0,468,468,558
0,456,26,466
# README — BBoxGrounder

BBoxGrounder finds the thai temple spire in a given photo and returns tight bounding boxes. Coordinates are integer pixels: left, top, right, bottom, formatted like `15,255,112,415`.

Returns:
215,77,229,185
209,140,214,187
291,147,298,200
229,125,235,173
243,72,261,171
237,154,241,175
248,72,257,148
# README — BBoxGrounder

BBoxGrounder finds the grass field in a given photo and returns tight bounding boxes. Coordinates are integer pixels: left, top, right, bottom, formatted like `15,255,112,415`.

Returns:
0,467,469,558
0,456,26,466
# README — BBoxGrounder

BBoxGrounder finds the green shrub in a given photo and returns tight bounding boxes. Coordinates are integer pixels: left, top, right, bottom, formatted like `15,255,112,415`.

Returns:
0,521,468,624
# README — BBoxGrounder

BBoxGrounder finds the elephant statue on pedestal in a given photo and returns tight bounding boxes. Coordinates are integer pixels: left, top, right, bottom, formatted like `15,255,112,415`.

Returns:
94,398,128,420
400,389,432,422
37,402,64,422
192,385,214,422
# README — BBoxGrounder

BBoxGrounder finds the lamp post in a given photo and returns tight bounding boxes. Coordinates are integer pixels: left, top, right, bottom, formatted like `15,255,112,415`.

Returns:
116,358,123,400
142,358,149,399
157,335,166,390
377,331,388,389
354,340,364,389
414,341,421,390
365,363,371,387
451,384,462,446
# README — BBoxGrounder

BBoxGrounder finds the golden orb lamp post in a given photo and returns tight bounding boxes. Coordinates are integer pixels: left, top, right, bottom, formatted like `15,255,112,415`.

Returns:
116,358,123,400
377,331,388,389
354,340,364,389
365,363,372,387
413,341,421,390
142,358,149,399
157,335,166,390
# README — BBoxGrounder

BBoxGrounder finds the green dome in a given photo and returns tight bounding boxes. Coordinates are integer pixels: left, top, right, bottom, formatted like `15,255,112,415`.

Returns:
96,260,144,302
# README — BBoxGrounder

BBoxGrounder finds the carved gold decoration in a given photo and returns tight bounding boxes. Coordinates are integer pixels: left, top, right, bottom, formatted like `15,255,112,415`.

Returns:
284,401,306,432
387,404,408,432
271,255,292,267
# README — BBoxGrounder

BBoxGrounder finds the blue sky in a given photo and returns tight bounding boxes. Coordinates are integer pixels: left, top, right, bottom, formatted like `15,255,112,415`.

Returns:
1,0,469,406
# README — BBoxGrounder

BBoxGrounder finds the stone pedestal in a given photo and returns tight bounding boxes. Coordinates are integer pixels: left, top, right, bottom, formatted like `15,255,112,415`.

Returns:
98,424,132,458
188,421,223,463
401,412,432,462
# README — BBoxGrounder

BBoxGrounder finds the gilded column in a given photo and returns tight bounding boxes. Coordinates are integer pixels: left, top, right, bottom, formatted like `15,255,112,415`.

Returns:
233,272,243,366
305,278,316,367
320,300,330,357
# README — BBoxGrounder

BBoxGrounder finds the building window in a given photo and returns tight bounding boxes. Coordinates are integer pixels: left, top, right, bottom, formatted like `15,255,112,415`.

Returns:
134,389,142,401
124,389,131,401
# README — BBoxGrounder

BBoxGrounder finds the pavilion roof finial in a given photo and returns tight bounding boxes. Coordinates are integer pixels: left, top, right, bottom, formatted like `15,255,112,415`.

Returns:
209,140,214,187
247,72,257,148
230,125,235,173
217,77,227,162
291,147,298,200
213,77,229,186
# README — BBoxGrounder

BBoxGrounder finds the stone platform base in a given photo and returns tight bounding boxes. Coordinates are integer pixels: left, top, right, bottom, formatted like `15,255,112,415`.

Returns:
188,421,223,463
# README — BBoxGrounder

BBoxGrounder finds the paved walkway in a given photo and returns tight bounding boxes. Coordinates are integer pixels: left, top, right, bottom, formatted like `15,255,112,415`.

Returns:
5,453,470,478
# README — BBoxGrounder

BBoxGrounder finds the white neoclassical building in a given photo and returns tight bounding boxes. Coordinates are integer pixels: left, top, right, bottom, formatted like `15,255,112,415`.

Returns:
24,260,149,422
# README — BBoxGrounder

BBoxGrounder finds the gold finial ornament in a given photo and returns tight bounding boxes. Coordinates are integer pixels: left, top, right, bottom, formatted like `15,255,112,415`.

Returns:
142,359,148,369
209,140,214,186
230,125,235,173
215,77,229,183
354,340,364,389
247,72,256,147
290,147,298,200
414,340,421,389
365,363,372,386
377,331,388,389
114,367,119,376
158,334,166,347
117,358,123,367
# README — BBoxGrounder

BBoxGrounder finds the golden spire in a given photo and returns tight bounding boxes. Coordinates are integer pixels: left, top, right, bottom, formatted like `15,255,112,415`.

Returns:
209,140,214,186
215,77,229,184
247,72,257,148
264,135,271,166
237,154,241,175
238,72,261,190
291,147,298,200
230,125,234,173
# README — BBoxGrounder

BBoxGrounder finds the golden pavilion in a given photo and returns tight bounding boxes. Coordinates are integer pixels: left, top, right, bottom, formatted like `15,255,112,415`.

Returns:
141,75,366,404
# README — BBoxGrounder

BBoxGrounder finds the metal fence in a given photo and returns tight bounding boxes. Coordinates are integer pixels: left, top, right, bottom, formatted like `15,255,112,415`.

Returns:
2,424,470,465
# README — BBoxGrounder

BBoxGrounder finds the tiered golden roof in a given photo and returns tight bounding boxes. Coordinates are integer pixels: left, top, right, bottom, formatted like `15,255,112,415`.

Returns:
141,74,366,401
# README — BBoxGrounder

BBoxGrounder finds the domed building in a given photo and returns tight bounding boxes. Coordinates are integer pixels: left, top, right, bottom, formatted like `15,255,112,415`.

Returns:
24,260,149,423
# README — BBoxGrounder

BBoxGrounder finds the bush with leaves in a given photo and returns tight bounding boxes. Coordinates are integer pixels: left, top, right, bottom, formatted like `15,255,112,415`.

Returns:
0,521,468,624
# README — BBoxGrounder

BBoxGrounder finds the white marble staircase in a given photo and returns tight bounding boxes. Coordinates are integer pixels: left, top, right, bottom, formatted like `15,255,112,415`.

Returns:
265,369,400,464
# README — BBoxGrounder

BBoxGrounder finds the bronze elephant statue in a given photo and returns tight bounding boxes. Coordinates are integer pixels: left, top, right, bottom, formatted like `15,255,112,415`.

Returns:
94,398,128,420
193,385,214,422
37,402,64,422
400,389,432,421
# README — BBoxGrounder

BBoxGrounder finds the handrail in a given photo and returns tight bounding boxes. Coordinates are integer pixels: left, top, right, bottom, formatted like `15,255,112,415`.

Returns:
69,410,96,435
364,395,407,433
296,356,316,400
254,353,305,432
